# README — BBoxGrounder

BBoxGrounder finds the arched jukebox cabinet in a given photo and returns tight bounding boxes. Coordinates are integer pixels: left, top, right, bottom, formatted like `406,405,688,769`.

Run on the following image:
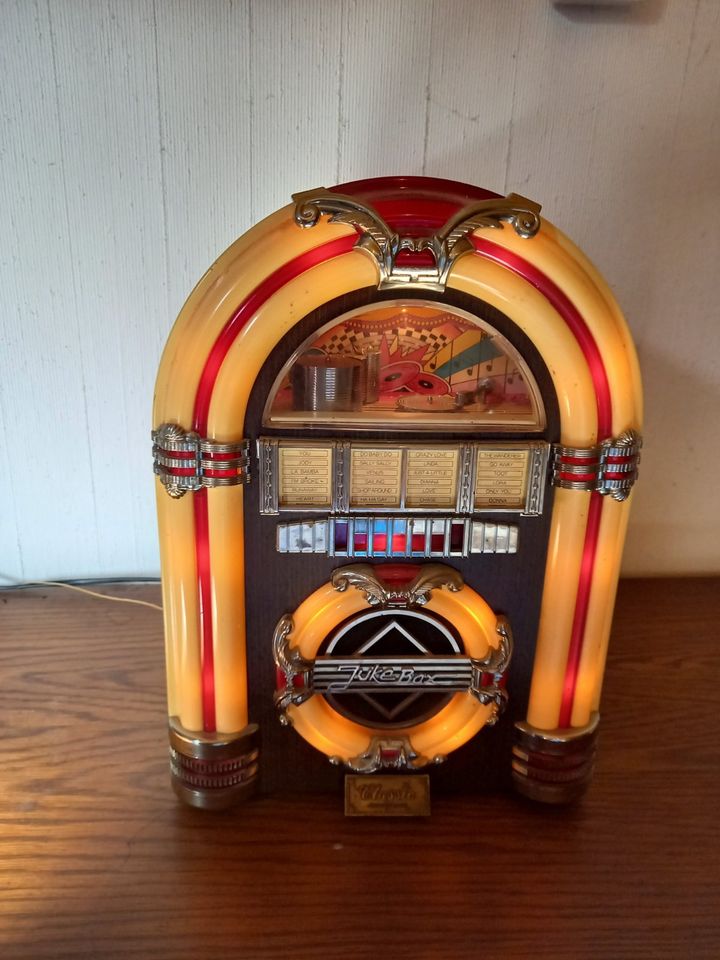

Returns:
153,177,642,811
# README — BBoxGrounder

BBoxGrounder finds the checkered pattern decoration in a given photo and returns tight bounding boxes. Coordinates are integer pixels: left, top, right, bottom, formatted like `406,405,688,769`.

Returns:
321,330,379,354
319,327,453,358
397,327,451,354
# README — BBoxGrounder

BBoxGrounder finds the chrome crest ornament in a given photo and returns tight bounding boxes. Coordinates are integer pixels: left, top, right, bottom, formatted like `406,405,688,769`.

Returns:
330,563,464,607
330,735,446,774
293,188,542,291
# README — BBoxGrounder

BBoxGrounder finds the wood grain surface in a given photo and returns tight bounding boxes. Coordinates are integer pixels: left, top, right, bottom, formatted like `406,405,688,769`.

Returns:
0,578,718,959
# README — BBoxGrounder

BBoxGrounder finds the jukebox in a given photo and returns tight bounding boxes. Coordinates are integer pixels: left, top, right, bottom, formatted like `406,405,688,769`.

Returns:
152,177,642,811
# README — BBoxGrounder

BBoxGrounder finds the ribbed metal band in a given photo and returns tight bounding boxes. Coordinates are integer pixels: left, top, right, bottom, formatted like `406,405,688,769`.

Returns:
511,713,599,804
551,430,642,501
152,423,251,498
168,720,260,810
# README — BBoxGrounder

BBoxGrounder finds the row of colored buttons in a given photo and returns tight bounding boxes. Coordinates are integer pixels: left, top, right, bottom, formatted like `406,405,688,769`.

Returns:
276,517,518,558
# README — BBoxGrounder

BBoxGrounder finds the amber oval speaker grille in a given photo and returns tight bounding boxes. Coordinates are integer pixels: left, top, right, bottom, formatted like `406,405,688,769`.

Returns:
318,608,464,729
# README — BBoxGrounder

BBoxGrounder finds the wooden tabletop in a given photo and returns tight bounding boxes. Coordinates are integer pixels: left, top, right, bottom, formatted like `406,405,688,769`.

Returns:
1,577,718,959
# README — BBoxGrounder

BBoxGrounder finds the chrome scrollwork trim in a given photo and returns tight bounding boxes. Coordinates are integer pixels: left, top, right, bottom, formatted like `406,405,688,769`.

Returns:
551,429,642,501
335,440,351,514
294,190,399,282
331,563,389,605
292,188,542,291
469,617,514,725
258,438,279,515
330,735,445,774
458,444,475,514
525,443,550,516
152,423,251,498
272,615,314,725
331,562,464,607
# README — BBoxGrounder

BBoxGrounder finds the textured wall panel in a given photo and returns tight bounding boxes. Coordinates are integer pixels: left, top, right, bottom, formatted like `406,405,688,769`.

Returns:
0,0,718,579
154,0,254,318
45,0,168,577
339,0,434,181
0,0,100,577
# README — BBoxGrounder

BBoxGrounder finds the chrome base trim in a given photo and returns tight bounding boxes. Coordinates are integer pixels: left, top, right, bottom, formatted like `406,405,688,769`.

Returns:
511,713,599,804
168,719,260,810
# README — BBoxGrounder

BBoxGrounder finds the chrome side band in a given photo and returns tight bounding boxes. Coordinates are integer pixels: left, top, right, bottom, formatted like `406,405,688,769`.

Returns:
153,423,251,499
551,430,642,501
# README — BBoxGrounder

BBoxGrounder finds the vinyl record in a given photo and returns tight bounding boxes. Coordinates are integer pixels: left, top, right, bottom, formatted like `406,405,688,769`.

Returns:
378,360,421,393
406,370,451,396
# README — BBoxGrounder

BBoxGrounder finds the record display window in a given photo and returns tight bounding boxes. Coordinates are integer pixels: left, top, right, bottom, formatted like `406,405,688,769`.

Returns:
264,300,544,432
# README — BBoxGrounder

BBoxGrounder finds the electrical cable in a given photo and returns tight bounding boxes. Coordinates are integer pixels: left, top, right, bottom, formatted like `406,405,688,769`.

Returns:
0,573,163,612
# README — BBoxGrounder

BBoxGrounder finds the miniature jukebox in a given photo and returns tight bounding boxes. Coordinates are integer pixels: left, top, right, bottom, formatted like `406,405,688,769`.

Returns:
153,177,642,811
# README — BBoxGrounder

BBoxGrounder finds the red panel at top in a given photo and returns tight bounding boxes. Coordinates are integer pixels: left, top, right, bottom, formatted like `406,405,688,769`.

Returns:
329,176,501,235
374,563,420,586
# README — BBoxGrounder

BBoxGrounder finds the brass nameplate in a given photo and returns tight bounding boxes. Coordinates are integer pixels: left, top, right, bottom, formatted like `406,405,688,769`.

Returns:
405,448,459,508
345,775,431,817
474,447,529,509
278,446,333,508
350,448,402,508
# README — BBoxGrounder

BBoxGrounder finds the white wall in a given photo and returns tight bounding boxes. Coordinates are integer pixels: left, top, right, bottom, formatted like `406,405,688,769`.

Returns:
1,0,718,580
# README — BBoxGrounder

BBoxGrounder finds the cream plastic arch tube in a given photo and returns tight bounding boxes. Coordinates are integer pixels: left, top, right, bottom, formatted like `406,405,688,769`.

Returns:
205,249,607,737
154,243,371,732
452,230,642,730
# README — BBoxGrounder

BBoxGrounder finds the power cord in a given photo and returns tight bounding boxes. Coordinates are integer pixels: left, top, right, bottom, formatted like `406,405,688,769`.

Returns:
0,574,163,612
